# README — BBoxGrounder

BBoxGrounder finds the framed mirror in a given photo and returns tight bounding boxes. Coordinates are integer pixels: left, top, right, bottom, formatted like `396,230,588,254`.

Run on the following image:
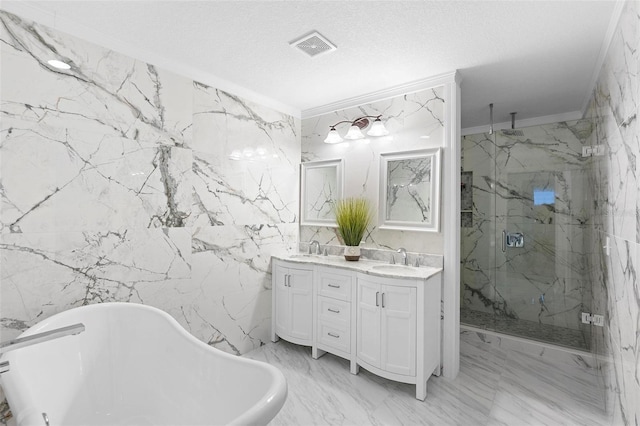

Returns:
379,148,441,232
300,159,343,226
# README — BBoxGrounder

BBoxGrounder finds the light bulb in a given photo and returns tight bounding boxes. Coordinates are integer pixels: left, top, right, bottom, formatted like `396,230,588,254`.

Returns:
47,59,71,70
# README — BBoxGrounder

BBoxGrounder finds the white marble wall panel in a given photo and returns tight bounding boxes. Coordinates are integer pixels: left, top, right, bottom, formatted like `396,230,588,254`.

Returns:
0,12,192,148
189,82,299,228
192,83,299,167
461,133,498,315
0,8,300,381
1,123,193,233
584,1,640,424
301,89,445,254
191,151,296,226
0,227,192,340
186,224,298,355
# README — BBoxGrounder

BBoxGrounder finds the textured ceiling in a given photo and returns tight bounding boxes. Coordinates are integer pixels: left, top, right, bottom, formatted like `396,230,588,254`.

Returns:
1,1,617,129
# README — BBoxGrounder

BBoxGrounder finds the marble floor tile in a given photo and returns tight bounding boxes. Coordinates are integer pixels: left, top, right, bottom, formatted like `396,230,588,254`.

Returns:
487,350,606,426
244,331,607,426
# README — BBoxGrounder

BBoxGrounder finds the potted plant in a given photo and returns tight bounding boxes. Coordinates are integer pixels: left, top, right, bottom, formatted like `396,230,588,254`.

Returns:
334,197,373,261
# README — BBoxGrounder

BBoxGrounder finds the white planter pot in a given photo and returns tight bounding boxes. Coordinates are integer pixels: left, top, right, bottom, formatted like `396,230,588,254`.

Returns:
344,246,361,261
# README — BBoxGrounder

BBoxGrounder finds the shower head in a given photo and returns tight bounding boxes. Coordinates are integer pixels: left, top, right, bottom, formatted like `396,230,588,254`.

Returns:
500,112,524,136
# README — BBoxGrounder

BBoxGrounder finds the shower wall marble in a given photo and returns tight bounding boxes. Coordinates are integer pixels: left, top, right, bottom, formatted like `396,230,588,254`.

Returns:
461,120,593,332
584,0,639,424
301,88,445,254
0,11,299,355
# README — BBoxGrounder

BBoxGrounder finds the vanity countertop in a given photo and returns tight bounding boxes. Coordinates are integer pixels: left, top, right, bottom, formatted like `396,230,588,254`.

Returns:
272,253,442,280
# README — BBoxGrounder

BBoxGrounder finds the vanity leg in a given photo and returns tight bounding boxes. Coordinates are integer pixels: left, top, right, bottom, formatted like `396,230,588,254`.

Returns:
312,347,326,359
416,380,427,401
271,332,279,343
350,360,359,375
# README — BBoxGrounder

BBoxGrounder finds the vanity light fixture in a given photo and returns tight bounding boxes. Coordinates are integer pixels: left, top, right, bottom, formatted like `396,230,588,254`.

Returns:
47,59,71,70
323,115,389,144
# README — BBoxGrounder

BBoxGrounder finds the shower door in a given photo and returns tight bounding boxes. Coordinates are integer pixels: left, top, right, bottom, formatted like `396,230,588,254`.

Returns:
461,120,593,350
492,122,592,349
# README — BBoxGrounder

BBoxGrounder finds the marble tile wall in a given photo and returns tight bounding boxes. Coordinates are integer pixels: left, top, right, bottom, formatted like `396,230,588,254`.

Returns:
461,120,594,335
584,1,640,424
301,88,445,254
0,10,300,359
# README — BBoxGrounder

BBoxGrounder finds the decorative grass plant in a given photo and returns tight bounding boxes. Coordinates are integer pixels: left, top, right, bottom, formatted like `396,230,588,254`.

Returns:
334,197,373,247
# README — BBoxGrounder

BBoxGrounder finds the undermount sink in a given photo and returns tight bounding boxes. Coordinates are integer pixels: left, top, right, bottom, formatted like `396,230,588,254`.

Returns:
289,254,317,258
371,264,417,272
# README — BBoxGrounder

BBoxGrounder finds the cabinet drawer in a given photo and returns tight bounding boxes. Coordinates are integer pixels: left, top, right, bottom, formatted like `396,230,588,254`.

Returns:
318,296,350,324
318,321,350,353
318,270,352,301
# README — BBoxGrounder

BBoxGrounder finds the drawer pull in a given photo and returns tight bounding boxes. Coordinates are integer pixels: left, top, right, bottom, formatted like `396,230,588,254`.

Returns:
327,308,340,314
328,332,340,338
327,284,340,289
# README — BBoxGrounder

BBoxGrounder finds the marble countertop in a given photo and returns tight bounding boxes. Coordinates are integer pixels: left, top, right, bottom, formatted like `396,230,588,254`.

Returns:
272,253,442,280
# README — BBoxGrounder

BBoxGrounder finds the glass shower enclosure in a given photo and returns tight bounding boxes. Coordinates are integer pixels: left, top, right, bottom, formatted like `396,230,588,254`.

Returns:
460,120,595,351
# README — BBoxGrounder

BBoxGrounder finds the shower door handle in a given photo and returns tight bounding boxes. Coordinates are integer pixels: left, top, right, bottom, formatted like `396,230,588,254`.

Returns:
502,230,506,253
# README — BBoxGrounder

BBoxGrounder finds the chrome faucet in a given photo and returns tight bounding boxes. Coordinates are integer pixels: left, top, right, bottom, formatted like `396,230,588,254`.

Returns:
0,323,85,355
397,247,408,265
0,323,85,374
309,240,321,255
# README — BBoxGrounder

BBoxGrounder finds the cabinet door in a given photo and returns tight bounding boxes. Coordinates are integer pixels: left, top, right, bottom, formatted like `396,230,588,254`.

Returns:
356,279,381,368
380,285,416,376
274,264,291,336
288,267,314,341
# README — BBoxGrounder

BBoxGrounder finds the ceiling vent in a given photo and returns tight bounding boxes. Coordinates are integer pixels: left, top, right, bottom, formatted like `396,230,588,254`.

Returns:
290,31,337,58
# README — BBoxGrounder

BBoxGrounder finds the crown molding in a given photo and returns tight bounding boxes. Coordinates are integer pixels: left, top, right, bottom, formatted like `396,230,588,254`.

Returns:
0,2,301,118
579,0,626,116
461,110,583,136
301,71,460,119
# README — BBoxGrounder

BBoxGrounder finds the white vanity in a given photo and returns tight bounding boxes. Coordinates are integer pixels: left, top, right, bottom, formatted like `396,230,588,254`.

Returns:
271,254,442,400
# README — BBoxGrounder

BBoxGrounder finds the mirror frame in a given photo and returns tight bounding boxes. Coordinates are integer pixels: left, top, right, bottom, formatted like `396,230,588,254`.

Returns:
379,148,441,232
300,159,344,227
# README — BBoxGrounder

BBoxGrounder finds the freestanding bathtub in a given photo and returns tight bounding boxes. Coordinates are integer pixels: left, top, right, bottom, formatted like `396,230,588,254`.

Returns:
0,303,287,426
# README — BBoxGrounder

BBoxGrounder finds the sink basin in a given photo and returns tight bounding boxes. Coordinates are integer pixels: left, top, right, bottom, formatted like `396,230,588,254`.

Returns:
371,264,417,272
288,254,317,259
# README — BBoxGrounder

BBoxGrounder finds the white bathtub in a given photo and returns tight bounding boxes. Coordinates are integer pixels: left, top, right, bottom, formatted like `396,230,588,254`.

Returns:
0,303,287,426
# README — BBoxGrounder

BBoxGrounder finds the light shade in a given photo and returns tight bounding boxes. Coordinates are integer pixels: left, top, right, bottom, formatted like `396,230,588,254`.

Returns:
367,119,389,137
344,125,365,140
324,128,344,144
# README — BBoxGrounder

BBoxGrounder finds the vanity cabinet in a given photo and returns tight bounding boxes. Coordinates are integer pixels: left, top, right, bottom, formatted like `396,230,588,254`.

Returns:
314,266,355,362
271,259,314,345
356,276,416,376
271,255,442,400
355,272,440,400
